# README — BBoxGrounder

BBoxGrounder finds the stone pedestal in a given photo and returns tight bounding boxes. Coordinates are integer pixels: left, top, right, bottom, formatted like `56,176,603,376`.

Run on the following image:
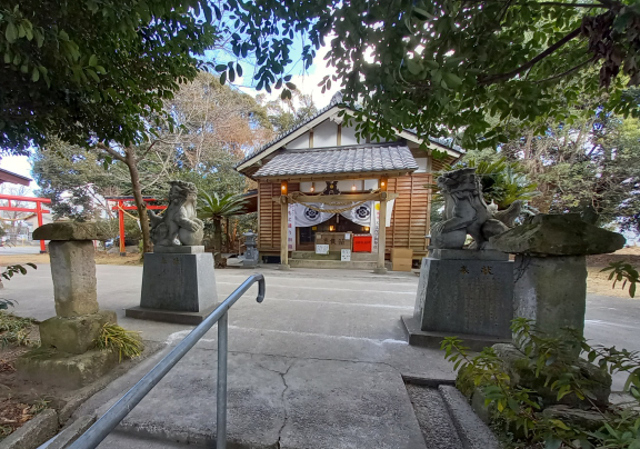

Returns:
39,310,117,354
127,246,218,324
513,255,587,337
402,249,513,350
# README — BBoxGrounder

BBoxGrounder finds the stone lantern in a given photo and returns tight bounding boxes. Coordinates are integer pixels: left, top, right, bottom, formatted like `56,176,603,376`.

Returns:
491,214,626,340
18,222,119,387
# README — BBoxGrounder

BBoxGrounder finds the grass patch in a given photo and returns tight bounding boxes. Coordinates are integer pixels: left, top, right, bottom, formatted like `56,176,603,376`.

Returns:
0,312,38,347
95,323,144,362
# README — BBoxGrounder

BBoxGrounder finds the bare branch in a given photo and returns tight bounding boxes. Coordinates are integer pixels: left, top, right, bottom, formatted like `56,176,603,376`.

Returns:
534,55,598,83
479,27,583,85
95,142,126,162
135,139,161,163
537,2,610,7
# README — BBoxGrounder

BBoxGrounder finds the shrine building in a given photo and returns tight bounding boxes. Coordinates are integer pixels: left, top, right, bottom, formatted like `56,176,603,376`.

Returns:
236,95,463,271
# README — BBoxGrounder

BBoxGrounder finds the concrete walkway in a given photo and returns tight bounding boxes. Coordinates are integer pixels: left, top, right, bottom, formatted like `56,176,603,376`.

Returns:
4,262,640,448
5,264,457,448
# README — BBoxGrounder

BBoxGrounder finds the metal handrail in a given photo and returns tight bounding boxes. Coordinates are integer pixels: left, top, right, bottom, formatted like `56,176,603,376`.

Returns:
55,273,265,449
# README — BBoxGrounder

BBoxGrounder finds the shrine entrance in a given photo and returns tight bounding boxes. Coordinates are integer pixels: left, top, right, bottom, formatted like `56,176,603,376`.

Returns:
275,188,398,273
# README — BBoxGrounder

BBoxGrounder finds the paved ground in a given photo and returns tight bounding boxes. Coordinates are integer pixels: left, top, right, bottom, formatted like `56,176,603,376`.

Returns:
3,262,639,448
0,245,41,254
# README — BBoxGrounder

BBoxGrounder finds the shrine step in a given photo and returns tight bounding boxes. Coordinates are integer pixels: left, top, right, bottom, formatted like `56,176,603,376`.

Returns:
291,251,377,261
289,258,378,269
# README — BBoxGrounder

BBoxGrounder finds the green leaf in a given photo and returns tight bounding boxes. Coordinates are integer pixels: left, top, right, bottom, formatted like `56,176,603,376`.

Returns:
220,71,227,85
86,68,100,83
5,22,18,43
31,67,39,82
406,58,422,75
443,72,462,88
544,438,562,449
413,7,434,21
88,54,98,67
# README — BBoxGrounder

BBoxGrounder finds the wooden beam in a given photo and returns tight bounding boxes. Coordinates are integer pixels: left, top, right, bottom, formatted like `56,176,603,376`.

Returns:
376,197,388,274
280,199,289,269
272,192,398,205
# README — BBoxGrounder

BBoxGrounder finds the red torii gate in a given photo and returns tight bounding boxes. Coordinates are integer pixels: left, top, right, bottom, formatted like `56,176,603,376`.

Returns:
106,197,167,256
0,194,51,253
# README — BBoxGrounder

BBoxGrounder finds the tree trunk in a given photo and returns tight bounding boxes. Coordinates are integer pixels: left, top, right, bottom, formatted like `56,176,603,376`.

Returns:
224,217,230,252
125,148,152,253
213,217,223,266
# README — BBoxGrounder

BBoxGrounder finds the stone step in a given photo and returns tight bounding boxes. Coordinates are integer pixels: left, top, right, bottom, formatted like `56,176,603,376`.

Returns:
405,383,463,449
291,251,377,261
289,259,378,270
405,382,500,449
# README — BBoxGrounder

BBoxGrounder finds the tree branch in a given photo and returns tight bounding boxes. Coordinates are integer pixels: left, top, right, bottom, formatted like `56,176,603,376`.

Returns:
479,27,583,85
95,142,126,162
135,139,161,163
537,2,609,7
534,55,597,83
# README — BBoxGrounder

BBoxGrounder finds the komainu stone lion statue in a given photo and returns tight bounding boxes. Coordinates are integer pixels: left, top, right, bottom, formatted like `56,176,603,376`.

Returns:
148,180,204,247
430,168,522,250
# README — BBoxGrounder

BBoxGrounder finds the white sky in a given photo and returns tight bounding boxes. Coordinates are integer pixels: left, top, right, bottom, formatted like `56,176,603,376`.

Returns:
238,43,338,108
0,155,37,193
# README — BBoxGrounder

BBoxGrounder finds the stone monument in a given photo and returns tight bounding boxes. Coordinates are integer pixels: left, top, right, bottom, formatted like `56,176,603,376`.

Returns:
491,214,625,341
126,181,218,324
17,222,119,387
226,230,260,268
402,168,520,350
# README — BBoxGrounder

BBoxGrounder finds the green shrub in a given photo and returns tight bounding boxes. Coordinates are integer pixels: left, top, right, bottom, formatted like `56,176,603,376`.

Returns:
94,323,144,362
0,312,38,347
442,318,640,448
601,261,639,298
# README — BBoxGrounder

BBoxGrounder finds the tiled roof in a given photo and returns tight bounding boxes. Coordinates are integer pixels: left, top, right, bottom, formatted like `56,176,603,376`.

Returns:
237,101,340,168
253,143,418,178
237,94,463,171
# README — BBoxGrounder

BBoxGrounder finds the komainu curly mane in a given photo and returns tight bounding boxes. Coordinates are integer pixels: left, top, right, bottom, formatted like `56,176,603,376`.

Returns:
148,181,204,247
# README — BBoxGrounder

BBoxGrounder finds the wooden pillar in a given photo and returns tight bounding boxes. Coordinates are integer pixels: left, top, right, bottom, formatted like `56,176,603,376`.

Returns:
118,200,126,256
280,198,290,270
376,194,388,274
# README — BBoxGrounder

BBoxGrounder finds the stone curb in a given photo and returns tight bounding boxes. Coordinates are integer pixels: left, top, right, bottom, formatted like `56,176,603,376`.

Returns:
37,416,96,449
438,385,500,449
0,341,164,449
0,409,58,449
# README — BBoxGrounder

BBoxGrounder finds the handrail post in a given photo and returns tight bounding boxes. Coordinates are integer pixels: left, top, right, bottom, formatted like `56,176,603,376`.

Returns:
51,274,265,449
217,311,228,449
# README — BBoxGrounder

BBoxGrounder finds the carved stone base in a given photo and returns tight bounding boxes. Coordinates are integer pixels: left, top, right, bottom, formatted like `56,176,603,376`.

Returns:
401,315,510,351
413,255,513,340
136,252,217,315
153,245,204,254
125,305,216,325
